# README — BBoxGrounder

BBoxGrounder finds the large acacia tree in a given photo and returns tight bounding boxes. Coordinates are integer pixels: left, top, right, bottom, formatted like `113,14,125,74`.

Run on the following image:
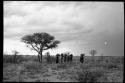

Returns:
21,32,60,62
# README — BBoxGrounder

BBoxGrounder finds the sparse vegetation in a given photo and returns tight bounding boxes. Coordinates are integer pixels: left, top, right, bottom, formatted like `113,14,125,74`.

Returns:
3,54,123,82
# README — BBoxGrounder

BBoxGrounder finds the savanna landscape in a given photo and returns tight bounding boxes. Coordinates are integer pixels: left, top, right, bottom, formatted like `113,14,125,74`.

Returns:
4,1,124,82
3,54,124,82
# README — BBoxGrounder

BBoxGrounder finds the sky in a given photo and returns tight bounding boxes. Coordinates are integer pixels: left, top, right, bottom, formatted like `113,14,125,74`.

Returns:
4,1,124,56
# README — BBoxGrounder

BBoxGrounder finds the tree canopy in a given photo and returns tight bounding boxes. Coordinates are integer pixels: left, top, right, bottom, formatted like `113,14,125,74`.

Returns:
21,32,60,62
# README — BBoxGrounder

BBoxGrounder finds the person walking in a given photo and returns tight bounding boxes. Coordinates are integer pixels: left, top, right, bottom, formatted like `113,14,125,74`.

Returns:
61,53,64,63
64,53,67,63
70,54,73,63
56,53,60,63
80,53,85,63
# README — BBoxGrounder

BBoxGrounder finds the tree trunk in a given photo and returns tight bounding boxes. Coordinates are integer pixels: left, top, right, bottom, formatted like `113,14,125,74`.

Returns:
40,52,42,63
40,49,43,63
38,53,40,62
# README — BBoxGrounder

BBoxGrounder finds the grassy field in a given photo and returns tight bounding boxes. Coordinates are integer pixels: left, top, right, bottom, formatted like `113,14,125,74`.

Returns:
3,55,124,82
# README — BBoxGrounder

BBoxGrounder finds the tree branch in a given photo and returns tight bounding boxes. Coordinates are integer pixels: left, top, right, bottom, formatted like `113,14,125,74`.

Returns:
43,48,48,50
34,43,40,51
30,44,39,53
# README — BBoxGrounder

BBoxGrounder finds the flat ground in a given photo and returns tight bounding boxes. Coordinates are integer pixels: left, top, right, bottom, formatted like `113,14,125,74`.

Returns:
3,55,124,82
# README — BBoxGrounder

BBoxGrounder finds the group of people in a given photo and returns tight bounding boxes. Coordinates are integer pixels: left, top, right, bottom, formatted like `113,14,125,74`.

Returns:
56,53,73,63
55,52,85,64
45,52,85,64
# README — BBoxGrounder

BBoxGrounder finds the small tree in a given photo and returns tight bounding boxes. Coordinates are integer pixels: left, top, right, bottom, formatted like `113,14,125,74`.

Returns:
21,32,60,63
89,49,97,62
12,50,19,63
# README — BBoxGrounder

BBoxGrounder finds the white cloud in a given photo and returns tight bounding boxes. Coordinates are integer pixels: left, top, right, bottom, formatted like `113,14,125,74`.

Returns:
4,1,124,56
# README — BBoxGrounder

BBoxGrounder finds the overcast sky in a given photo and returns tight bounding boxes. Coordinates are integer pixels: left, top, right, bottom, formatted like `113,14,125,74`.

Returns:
4,1,124,56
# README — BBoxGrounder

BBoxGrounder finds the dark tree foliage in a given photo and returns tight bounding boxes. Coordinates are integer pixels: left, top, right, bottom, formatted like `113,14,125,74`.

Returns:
21,32,60,62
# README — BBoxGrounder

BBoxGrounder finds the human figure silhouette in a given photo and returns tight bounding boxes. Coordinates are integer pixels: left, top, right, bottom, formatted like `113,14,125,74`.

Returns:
68,55,70,62
67,53,70,62
46,52,50,63
64,53,67,62
61,53,64,63
70,54,73,63
80,53,85,63
56,53,60,63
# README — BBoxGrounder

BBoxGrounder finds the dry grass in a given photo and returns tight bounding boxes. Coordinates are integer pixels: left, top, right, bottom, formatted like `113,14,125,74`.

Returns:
3,55,123,82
